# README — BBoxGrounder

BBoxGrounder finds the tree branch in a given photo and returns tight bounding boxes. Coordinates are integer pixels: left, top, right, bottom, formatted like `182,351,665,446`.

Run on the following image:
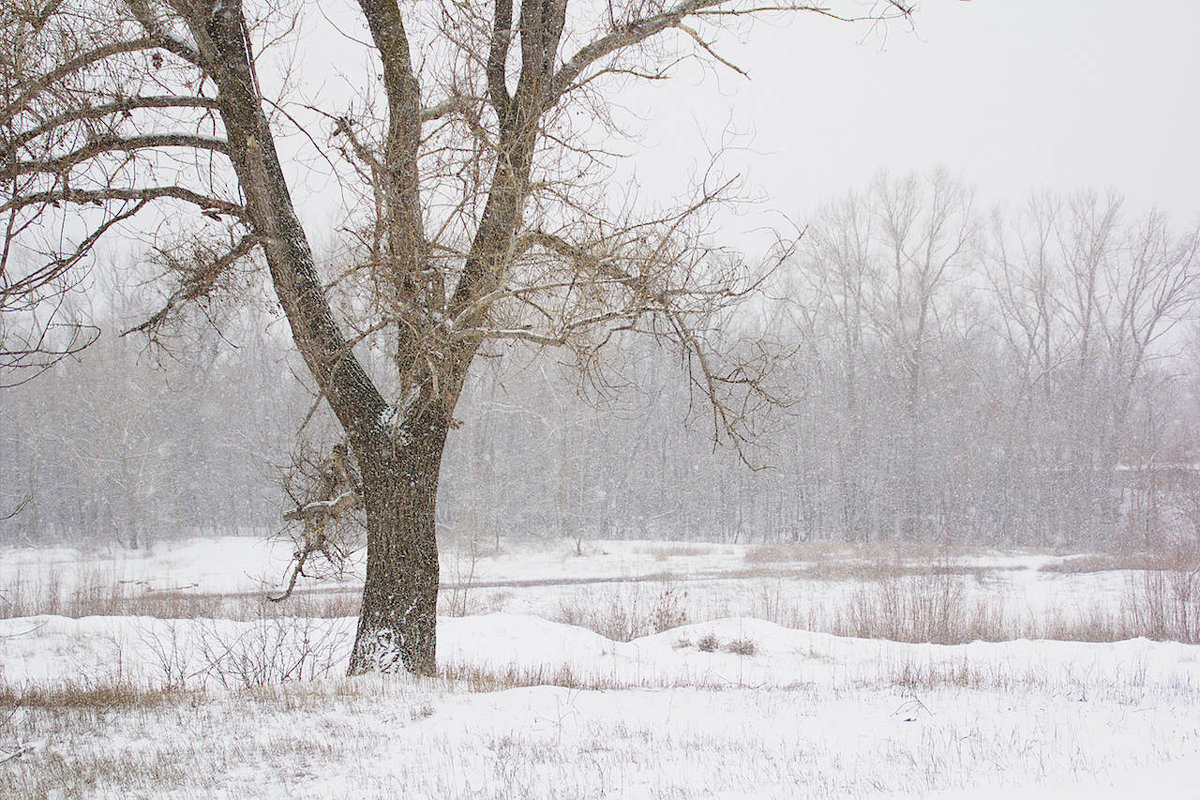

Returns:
0,37,160,128
0,186,243,217
283,490,361,523
10,132,229,177
486,0,514,116
6,96,221,156
123,232,260,338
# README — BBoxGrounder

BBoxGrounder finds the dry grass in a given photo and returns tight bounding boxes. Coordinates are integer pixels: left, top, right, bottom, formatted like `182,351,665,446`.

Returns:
838,573,1011,644
724,638,757,656
0,675,419,800
8,541,1200,654
0,566,223,619
3,650,1193,800
743,540,972,566
1125,568,1200,643
740,542,1017,584
742,542,860,564
440,662,594,692
1039,552,1164,574
795,567,1200,645
0,681,188,711
553,584,687,642
437,661,731,693
0,564,362,621
546,562,1200,647
645,544,713,562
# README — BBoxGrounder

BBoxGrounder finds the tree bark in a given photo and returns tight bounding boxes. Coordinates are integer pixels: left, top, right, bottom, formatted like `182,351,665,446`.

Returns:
348,408,450,676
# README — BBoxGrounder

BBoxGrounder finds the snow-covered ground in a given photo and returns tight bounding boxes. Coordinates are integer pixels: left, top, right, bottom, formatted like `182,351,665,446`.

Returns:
0,536,1137,631
1,536,1198,798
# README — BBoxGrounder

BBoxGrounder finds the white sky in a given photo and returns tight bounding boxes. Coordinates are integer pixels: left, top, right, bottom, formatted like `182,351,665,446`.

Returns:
284,1,1199,260
613,0,1200,246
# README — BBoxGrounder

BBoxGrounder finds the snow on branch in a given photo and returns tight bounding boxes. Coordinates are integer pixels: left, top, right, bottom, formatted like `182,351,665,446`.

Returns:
282,491,361,523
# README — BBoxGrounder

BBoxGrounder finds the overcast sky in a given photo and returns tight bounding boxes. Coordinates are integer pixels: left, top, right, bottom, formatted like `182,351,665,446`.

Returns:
612,1,1200,247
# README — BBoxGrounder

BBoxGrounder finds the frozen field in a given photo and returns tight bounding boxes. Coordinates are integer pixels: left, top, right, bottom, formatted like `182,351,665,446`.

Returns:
1,536,1198,798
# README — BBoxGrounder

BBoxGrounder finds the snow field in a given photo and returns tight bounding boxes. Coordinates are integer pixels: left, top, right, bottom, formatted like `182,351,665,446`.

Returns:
1,537,1198,798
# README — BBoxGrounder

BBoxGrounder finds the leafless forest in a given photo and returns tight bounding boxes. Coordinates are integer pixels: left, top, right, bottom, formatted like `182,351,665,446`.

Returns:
4,173,1197,552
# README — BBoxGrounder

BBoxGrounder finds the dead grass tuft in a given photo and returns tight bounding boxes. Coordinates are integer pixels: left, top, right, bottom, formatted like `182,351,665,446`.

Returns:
646,544,712,562
440,662,602,692
724,638,757,656
1036,606,1128,643
838,573,1010,645
438,661,729,693
741,542,1013,586
1039,552,1162,574
0,565,361,621
1125,567,1200,643
0,680,189,711
554,584,687,641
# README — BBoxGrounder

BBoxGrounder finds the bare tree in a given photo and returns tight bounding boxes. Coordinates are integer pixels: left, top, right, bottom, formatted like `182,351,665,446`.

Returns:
985,194,1073,543
793,170,975,540
985,190,1199,545
1103,207,1199,429
0,0,911,673
791,183,874,540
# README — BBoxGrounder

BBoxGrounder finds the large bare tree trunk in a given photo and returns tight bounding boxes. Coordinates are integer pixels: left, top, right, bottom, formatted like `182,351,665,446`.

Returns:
196,1,457,673
349,411,450,675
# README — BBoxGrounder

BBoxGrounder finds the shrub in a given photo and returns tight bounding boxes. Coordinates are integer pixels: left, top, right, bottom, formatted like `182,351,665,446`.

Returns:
555,584,689,642
724,638,757,656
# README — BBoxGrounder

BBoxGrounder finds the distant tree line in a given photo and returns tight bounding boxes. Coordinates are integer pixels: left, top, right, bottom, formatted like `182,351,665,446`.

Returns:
0,283,309,545
3,173,1198,549
442,174,1200,550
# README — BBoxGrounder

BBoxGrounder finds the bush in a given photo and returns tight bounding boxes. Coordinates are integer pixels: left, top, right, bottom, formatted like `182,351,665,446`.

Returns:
1125,567,1200,643
555,584,688,642
843,573,1011,645
724,638,757,656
